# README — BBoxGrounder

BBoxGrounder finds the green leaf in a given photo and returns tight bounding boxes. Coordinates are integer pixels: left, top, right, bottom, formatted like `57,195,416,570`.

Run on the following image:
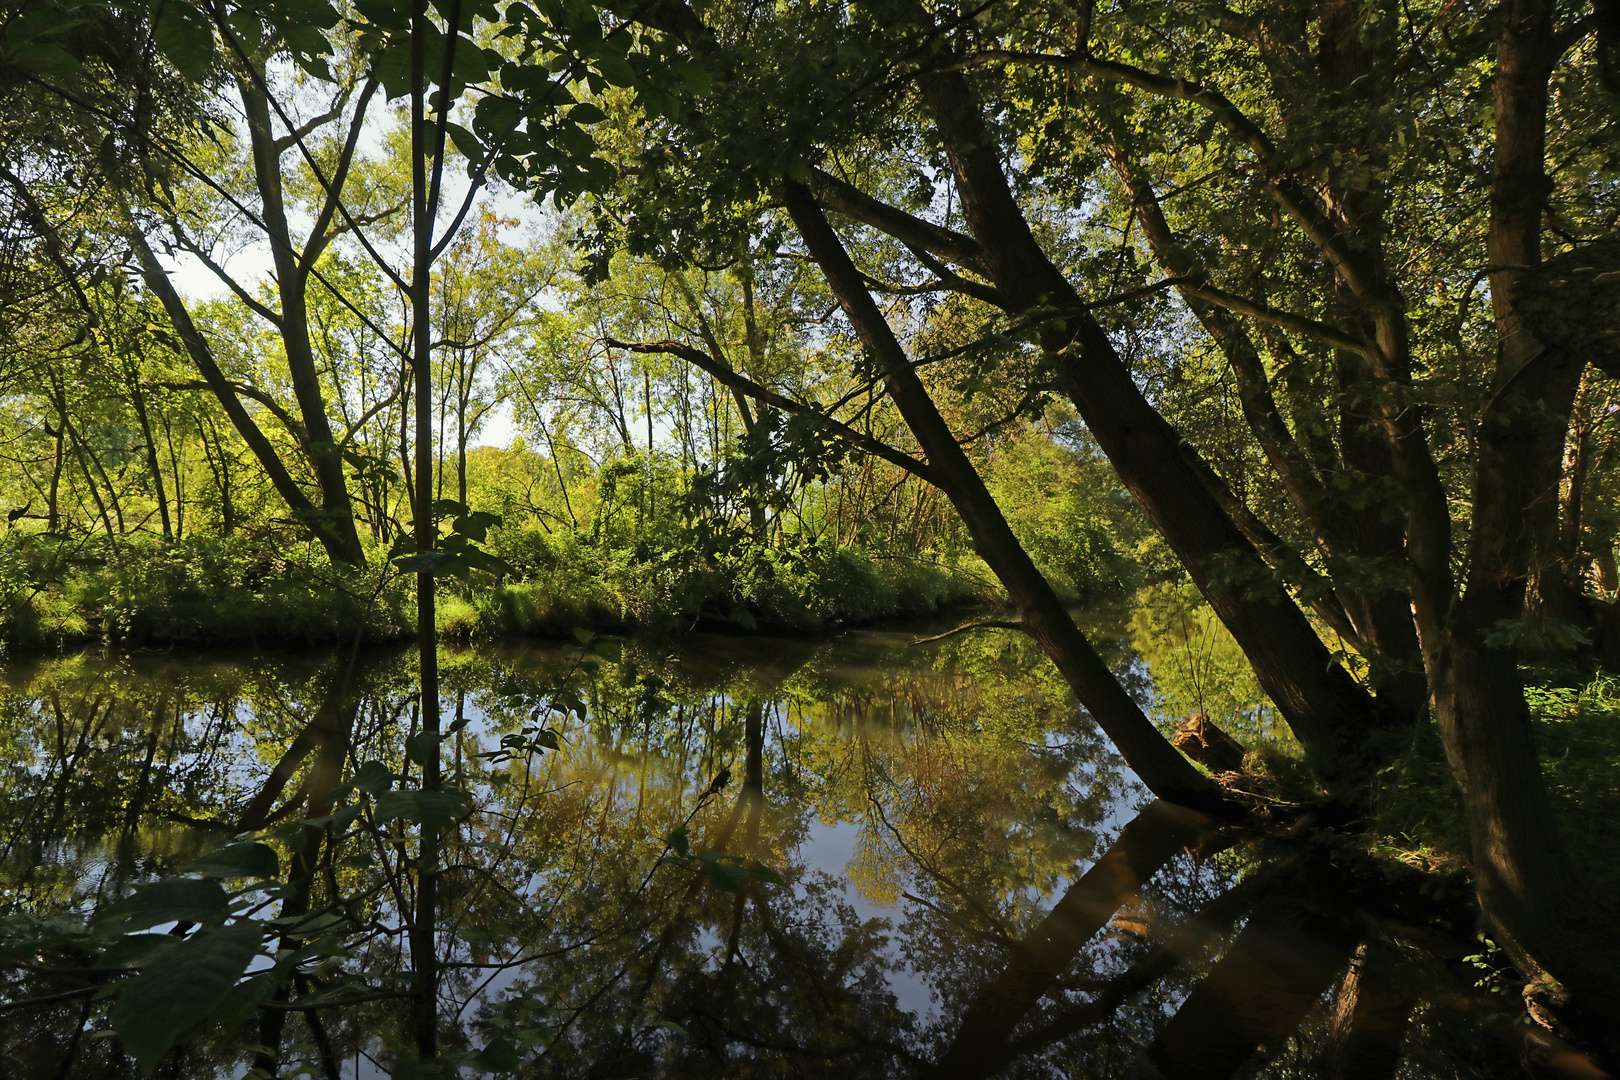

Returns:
697,853,750,893
456,547,516,578
746,862,785,885
451,509,502,541
674,62,710,96
109,919,263,1074
98,933,177,970
9,9,84,42
353,0,410,30
393,550,450,574
568,102,608,124
96,878,230,932
9,43,83,77
374,789,471,830
370,36,413,99
185,842,280,881
265,0,340,29
445,121,483,162
666,824,689,857
405,730,446,766
592,53,635,87
475,1036,523,1071
209,970,279,1035
294,52,334,80
223,10,264,52
350,759,396,796
153,0,216,82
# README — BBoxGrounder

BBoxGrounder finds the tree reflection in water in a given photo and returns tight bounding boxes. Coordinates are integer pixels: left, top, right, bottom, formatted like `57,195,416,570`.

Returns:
0,629,1599,1079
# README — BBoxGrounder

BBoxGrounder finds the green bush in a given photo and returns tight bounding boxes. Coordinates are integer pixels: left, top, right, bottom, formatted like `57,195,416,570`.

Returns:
2,518,989,651
0,533,412,651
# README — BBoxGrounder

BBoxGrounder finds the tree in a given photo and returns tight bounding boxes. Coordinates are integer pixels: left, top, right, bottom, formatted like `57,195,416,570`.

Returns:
548,0,1620,1046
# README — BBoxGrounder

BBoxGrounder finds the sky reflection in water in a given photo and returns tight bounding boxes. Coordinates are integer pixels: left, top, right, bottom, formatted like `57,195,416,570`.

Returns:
0,623,1533,1078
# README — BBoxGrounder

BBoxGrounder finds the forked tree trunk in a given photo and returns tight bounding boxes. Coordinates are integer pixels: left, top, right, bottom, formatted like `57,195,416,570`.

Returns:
921,71,1400,775
238,79,366,567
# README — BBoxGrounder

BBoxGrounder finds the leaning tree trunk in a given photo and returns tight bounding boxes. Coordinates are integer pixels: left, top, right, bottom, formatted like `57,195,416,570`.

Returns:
780,179,1220,810
921,69,1399,776
1433,254,1620,1048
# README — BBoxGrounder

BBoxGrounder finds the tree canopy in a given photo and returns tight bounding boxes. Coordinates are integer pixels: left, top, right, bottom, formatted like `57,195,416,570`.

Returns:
2,0,1619,1069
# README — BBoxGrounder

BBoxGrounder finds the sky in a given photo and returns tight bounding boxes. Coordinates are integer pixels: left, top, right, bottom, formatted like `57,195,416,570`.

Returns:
159,170,548,450
154,70,563,451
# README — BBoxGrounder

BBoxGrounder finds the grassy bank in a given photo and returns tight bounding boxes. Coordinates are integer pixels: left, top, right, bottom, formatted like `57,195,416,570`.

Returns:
0,529,993,652
1361,670,1620,894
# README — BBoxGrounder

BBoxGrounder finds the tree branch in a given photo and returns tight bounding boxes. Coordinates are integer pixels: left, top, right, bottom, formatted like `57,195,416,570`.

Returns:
603,336,943,484
908,618,1025,645
152,379,309,447
1180,280,1379,359
158,220,283,327
809,167,992,278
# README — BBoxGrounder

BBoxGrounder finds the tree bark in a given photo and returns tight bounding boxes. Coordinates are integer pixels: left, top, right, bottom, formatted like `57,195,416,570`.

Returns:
238,79,366,566
1420,0,1620,1049
781,178,1221,810
923,71,1397,774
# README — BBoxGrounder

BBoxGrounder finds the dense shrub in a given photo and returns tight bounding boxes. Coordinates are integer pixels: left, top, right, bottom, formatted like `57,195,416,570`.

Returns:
439,525,986,640
0,533,412,651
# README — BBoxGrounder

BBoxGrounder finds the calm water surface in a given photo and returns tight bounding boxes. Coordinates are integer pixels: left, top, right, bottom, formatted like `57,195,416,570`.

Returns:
0,623,1559,1078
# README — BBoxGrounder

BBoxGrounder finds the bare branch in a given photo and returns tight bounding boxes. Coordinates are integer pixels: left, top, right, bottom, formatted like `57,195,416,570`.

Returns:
158,220,283,327
302,74,383,271
908,618,1026,645
603,336,944,485
809,167,991,278
274,96,350,154
1179,280,1380,359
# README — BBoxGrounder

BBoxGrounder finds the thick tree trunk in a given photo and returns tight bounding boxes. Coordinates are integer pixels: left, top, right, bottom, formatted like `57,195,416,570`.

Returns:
1416,0,1620,1051
1314,0,1436,697
781,179,1220,810
1099,116,1429,716
923,71,1397,775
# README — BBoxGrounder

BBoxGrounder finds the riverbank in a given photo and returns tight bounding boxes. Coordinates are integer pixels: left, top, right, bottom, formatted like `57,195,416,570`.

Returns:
0,531,996,652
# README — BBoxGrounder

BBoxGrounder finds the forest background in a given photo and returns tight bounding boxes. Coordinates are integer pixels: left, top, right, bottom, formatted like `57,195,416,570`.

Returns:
3,0,1620,1071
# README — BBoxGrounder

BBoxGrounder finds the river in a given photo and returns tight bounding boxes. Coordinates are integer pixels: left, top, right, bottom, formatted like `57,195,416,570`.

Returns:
0,620,1563,1078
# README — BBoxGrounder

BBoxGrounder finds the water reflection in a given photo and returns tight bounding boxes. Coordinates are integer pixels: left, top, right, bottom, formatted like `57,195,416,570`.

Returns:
0,628,1595,1079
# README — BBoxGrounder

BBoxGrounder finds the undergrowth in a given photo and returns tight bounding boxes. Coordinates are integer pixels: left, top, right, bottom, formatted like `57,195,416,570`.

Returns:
1,527,991,651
